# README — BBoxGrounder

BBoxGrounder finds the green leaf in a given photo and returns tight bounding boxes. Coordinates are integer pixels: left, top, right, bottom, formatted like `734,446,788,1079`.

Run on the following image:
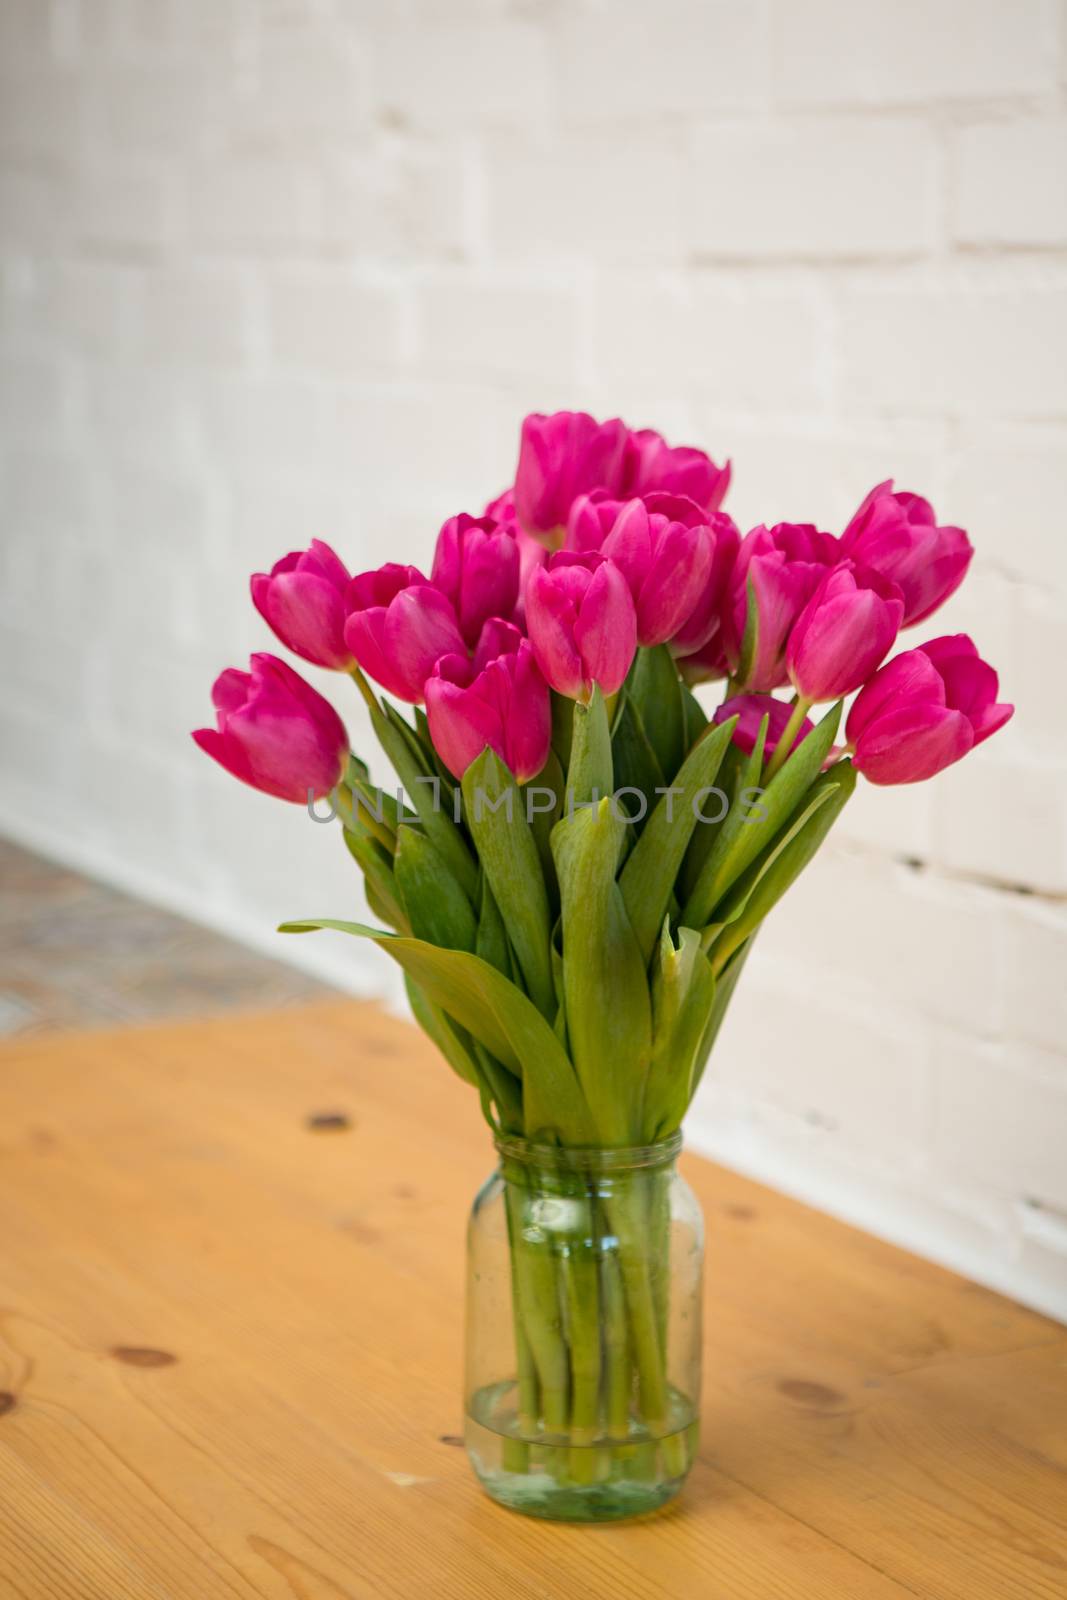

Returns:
462,749,555,1020
690,936,754,1099
475,875,511,978
644,922,718,1141
394,825,477,951
619,715,737,966
279,918,593,1143
404,974,479,1087
610,693,665,829
526,745,563,912
735,570,761,689
682,701,841,927
709,760,856,973
369,698,478,900
679,738,745,900
347,779,399,853
550,691,574,771
567,685,613,805
342,828,409,933
551,800,651,1144
627,644,686,782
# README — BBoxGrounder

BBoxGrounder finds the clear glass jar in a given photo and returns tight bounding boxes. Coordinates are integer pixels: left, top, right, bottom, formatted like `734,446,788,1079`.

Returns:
464,1133,704,1522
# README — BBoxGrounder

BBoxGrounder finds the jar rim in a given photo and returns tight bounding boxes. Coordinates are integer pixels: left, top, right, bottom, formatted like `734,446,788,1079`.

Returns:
493,1130,683,1171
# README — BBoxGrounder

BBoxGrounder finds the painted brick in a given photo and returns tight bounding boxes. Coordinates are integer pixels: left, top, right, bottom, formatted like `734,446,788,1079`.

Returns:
839,286,1067,417
484,132,682,264
772,0,1057,105
1006,902,1067,1055
265,272,406,374
554,0,768,118
944,424,1067,592
952,118,1067,248
417,278,581,385
688,119,936,259
136,269,252,367
591,276,825,410
372,19,551,130
934,1037,1067,1211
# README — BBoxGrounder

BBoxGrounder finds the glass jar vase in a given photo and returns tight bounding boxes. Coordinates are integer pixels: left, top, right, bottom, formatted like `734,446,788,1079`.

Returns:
464,1133,704,1521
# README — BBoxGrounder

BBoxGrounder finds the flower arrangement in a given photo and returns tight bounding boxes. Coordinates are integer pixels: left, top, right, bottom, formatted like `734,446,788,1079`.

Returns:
194,409,1012,1518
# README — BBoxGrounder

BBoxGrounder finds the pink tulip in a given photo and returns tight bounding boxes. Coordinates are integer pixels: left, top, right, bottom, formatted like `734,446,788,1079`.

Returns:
525,552,637,701
344,564,466,704
514,411,630,540
193,654,348,802
425,635,551,784
787,560,905,703
724,523,839,692
472,615,524,673
713,694,814,762
431,513,520,647
250,539,353,670
669,507,741,658
564,492,711,647
842,480,973,626
847,635,1013,785
618,428,731,513
483,487,517,524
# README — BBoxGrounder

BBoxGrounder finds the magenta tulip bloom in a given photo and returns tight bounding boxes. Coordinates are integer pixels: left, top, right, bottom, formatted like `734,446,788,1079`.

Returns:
847,635,1013,785
430,513,519,648
669,508,741,659
514,411,630,540
841,480,973,627
724,523,839,692
344,564,466,704
525,552,637,701
563,493,711,648
472,615,523,673
618,428,731,514
193,654,348,802
787,560,904,703
714,694,814,762
250,539,353,670
425,636,551,784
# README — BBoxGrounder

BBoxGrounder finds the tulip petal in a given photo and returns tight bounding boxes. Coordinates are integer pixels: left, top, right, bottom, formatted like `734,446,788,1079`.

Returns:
853,703,974,785
574,560,638,697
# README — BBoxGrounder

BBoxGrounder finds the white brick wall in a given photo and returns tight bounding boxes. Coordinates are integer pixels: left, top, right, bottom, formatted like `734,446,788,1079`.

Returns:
1,0,1065,1318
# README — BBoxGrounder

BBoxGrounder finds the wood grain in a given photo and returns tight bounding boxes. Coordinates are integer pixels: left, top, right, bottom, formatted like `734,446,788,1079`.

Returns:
0,1001,1063,1599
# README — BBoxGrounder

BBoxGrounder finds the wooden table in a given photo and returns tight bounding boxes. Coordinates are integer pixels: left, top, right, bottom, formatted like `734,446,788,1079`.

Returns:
1,1001,1064,1599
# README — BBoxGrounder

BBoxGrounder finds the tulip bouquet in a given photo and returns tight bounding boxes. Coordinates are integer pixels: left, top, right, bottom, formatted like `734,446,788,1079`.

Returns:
195,409,1012,1517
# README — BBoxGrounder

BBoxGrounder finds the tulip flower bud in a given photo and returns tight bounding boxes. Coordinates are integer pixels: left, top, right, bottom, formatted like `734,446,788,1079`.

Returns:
525,552,637,702
725,523,839,692
430,513,520,648
846,634,1013,785
618,428,731,513
344,564,466,704
841,480,974,626
192,654,349,802
514,410,630,541
250,539,354,670
713,694,814,763
664,504,740,659
597,496,713,647
425,635,551,784
787,560,905,703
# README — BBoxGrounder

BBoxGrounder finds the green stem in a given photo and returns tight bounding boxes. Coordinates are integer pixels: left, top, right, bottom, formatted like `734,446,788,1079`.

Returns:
503,1182,539,1471
599,1225,632,1442
505,1170,569,1436
562,1189,602,1482
348,663,380,715
607,1180,688,1480
763,695,812,783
